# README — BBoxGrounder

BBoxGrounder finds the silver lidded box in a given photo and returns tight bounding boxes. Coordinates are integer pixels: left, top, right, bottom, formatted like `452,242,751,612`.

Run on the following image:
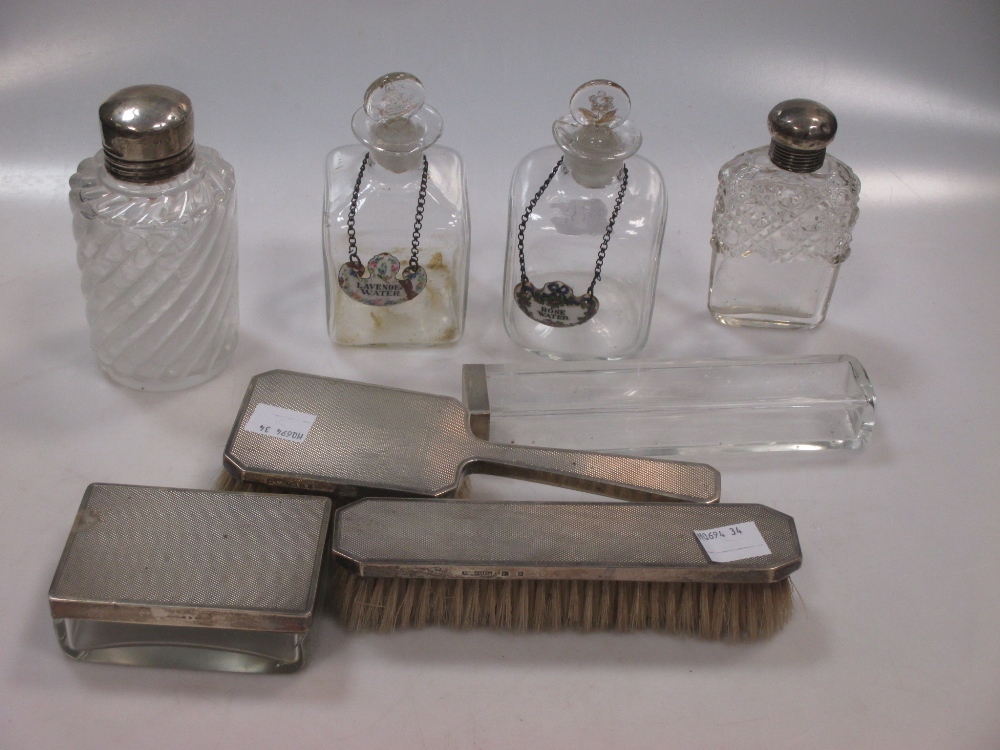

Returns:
48,484,331,673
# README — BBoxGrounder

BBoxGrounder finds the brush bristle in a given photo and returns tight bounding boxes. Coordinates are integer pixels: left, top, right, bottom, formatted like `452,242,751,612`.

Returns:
213,469,260,493
330,566,793,641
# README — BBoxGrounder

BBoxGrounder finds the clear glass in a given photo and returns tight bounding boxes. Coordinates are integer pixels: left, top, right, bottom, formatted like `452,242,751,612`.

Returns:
708,147,860,328
53,618,310,673
69,146,239,390
464,355,875,455
503,146,666,360
323,144,469,346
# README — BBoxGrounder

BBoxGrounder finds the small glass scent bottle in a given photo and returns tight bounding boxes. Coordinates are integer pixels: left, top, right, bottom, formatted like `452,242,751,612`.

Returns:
323,72,470,346
503,80,666,360
69,85,238,391
708,99,861,329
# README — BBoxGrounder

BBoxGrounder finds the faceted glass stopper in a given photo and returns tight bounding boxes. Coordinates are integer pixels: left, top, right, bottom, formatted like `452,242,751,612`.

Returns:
553,79,641,178
569,80,630,129
352,72,442,170
364,72,425,122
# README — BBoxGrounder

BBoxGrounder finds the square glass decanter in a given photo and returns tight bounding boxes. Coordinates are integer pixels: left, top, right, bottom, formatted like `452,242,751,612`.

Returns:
323,73,470,346
503,81,666,360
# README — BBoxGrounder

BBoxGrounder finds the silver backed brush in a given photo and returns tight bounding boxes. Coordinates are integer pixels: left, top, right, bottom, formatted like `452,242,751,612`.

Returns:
331,498,801,639
223,370,721,503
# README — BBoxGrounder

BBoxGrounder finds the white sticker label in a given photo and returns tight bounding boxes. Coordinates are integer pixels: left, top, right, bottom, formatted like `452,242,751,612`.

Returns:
243,404,317,443
694,521,772,563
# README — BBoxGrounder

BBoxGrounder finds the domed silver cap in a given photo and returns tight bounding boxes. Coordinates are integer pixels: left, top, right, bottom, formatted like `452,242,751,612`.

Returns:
767,98,837,173
99,85,195,183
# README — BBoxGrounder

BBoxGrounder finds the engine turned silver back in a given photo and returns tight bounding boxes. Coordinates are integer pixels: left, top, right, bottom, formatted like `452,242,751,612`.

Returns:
48,484,331,673
223,370,720,503
333,498,801,582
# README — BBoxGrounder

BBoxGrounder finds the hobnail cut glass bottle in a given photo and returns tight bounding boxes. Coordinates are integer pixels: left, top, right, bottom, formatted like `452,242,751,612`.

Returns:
503,81,666,360
323,73,469,346
708,99,860,329
70,86,238,391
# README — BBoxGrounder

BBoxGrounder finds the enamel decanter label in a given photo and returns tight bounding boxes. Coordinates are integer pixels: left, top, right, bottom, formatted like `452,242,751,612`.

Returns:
338,252,427,306
513,280,599,327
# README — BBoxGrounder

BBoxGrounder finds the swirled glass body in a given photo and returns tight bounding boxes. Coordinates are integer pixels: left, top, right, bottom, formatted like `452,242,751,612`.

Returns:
70,147,238,390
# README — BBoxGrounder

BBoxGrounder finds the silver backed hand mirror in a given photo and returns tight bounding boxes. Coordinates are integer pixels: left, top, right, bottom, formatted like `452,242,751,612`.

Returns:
223,370,720,503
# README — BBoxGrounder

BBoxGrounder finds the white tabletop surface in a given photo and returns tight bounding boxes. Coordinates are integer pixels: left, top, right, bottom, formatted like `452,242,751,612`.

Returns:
2,1,999,747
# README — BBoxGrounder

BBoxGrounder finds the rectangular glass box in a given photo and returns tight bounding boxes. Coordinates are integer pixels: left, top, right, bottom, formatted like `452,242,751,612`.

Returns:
48,484,331,673
463,355,875,456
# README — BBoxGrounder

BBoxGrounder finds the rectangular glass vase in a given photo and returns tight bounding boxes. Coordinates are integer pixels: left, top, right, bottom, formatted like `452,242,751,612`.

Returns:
463,355,875,456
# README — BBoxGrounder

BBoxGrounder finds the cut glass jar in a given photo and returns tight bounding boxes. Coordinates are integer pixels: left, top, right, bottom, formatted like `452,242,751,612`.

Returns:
708,99,861,328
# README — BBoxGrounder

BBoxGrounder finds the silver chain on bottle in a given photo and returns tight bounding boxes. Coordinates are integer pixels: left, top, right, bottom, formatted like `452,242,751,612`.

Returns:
516,157,629,296
347,153,429,271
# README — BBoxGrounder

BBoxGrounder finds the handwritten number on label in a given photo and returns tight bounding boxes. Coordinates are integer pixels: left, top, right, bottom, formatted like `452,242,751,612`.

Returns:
694,521,772,563
243,404,317,444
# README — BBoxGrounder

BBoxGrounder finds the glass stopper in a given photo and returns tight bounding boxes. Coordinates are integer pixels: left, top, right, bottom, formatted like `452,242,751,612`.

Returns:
353,72,442,172
364,72,426,123
569,80,630,129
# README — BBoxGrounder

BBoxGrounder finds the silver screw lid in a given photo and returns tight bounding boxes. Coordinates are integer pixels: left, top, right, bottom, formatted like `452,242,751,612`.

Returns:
767,98,838,173
99,84,195,183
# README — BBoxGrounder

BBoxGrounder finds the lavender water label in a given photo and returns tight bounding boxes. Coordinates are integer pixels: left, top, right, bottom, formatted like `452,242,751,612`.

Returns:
338,252,426,306
514,280,599,327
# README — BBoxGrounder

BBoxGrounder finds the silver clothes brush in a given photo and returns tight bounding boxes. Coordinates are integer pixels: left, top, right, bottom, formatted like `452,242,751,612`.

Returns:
223,370,721,503
331,498,801,640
